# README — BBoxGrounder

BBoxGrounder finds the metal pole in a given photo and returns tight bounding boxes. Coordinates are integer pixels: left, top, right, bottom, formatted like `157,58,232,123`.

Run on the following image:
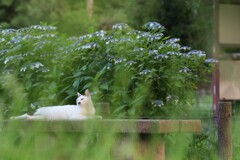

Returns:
212,0,220,124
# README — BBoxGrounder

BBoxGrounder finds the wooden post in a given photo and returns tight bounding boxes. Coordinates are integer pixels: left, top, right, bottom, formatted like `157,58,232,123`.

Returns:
134,138,165,160
218,101,232,160
86,0,94,20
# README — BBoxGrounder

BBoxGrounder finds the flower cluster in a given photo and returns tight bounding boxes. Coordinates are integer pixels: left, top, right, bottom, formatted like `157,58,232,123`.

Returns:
0,22,215,118
179,67,191,73
20,62,45,72
93,30,107,39
29,25,57,31
142,22,165,32
4,55,23,64
152,100,164,107
0,38,6,42
136,32,151,40
165,38,180,44
187,50,206,58
0,49,9,56
148,50,158,56
166,95,179,104
1,29,16,35
106,38,118,45
154,54,168,60
124,61,136,67
167,51,182,56
148,33,163,41
180,46,191,51
112,23,129,30
139,69,151,75
75,42,98,50
114,58,126,64
205,58,218,63
133,47,145,53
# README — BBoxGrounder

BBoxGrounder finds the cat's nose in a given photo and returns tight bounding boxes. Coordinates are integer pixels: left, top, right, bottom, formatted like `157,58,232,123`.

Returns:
78,102,81,105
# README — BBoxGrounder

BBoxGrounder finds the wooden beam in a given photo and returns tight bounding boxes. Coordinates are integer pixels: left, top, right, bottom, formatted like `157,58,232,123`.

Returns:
4,119,201,133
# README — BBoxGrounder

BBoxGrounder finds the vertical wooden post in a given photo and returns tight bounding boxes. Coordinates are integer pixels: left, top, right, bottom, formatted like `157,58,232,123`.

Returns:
155,141,165,160
218,101,232,160
86,0,94,20
134,136,165,160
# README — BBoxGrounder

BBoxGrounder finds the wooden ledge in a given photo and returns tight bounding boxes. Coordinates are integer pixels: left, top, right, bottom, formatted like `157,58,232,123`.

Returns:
4,119,201,134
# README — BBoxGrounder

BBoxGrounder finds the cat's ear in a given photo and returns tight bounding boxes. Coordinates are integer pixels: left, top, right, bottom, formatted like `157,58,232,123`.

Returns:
77,92,81,97
85,89,91,98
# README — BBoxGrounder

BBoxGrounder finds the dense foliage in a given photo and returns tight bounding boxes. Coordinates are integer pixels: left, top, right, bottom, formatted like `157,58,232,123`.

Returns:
0,22,214,118
0,0,212,52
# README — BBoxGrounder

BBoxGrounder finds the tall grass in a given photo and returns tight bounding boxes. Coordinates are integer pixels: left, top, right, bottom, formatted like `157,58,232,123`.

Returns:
0,90,218,160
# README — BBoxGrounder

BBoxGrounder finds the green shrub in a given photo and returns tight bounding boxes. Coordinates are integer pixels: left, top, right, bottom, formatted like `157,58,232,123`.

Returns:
0,22,215,118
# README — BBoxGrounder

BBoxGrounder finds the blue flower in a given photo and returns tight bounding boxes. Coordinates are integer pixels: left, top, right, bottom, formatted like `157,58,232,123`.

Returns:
142,22,165,32
139,69,151,75
179,67,191,73
29,25,56,31
79,34,93,40
180,46,191,51
154,54,168,59
152,100,164,107
136,32,151,39
0,38,6,42
187,50,206,58
205,58,218,63
0,49,9,55
148,50,158,56
75,42,98,50
112,23,129,30
1,29,16,35
36,34,56,39
114,58,126,64
93,30,107,39
124,61,136,67
4,55,23,64
127,30,142,35
148,33,163,41
133,47,145,52
106,63,112,70
106,38,118,45
165,38,180,44
167,51,181,56
29,62,44,70
166,95,179,104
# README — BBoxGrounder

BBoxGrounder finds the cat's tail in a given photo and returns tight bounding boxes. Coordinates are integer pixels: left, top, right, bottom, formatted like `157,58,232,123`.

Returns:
10,113,29,120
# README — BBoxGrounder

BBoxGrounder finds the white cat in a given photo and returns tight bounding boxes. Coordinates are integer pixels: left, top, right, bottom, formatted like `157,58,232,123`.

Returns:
10,89,101,120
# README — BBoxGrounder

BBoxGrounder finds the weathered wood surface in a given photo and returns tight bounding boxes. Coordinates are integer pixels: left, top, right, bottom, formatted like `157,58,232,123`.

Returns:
218,101,232,160
4,119,201,133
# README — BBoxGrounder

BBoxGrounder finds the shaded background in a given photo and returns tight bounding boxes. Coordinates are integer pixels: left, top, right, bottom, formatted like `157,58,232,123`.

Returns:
0,0,213,54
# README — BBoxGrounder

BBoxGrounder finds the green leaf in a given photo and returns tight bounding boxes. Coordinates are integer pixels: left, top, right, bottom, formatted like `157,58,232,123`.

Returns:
128,107,136,116
100,83,109,90
82,83,92,90
73,78,81,88
113,105,128,113
49,82,57,90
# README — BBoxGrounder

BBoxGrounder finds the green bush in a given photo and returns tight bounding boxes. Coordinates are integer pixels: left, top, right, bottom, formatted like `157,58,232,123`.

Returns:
0,22,215,118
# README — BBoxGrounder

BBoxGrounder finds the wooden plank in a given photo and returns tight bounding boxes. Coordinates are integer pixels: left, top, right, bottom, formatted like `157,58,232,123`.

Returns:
4,119,201,133
180,120,202,133
158,120,180,133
